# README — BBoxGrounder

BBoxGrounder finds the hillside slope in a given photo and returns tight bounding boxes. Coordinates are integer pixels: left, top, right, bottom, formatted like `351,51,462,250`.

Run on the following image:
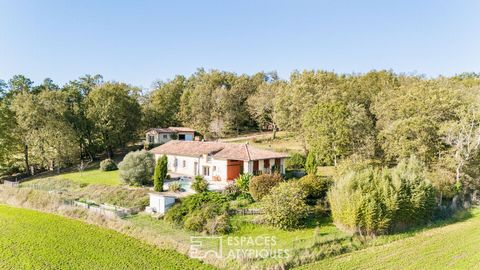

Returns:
297,209,480,270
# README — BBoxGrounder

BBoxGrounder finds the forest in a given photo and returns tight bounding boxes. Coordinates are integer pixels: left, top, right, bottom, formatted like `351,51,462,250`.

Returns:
1,69,480,210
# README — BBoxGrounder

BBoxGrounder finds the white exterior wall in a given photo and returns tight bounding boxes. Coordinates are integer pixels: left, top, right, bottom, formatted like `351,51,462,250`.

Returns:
155,154,229,182
146,132,173,144
154,154,287,181
211,159,227,181
149,194,175,214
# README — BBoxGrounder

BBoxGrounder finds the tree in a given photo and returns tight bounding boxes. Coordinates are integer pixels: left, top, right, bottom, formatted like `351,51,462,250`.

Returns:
373,79,463,165
0,102,18,173
63,74,103,161
143,76,186,128
153,155,167,192
441,100,480,200
303,101,374,166
11,89,80,171
118,150,155,186
247,81,284,138
86,82,141,158
274,70,340,132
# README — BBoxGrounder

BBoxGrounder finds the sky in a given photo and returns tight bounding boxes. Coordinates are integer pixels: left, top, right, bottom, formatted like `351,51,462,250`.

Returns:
1,0,479,89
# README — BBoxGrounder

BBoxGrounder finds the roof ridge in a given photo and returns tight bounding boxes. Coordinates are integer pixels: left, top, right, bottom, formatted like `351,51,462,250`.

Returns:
244,143,251,161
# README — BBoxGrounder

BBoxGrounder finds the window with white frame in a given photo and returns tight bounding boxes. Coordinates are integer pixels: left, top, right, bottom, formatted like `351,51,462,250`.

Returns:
182,160,186,168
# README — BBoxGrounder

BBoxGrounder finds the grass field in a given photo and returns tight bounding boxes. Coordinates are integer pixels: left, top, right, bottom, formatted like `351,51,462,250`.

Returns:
0,204,214,270
54,168,121,186
222,131,304,154
297,209,480,270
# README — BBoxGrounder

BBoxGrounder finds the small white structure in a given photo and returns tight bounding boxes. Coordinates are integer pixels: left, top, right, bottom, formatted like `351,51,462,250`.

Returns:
146,127,196,144
146,193,176,214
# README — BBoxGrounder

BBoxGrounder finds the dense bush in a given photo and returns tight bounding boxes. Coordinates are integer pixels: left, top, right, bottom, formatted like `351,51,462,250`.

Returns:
299,174,333,202
191,175,209,193
118,150,155,186
99,159,117,171
262,181,309,230
249,173,283,201
329,156,436,235
222,183,241,200
286,153,306,170
164,192,230,234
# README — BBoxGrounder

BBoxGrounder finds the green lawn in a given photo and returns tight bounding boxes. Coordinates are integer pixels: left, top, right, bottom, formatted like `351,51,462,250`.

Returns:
0,204,215,270
297,209,480,270
54,169,121,186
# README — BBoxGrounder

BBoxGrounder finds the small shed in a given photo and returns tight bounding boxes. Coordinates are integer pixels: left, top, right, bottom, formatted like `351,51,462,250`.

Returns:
146,193,176,214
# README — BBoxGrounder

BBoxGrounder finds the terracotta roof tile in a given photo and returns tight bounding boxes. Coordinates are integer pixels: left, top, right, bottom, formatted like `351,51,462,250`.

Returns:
150,141,288,161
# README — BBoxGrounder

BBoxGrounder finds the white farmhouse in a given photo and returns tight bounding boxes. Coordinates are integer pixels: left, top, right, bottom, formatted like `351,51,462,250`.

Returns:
150,141,288,182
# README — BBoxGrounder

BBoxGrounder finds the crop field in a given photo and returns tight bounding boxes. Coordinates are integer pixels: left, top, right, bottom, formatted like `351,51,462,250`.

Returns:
297,209,480,270
0,205,215,270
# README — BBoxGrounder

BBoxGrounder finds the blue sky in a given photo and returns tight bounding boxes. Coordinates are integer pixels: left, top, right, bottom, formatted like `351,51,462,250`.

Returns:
1,0,479,89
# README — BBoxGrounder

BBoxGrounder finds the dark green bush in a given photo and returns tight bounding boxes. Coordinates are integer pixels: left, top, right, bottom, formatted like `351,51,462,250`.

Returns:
329,156,436,235
262,181,309,230
249,173,283,201
118,150,155,186
164,192,230,234
99,159,117,171
286,153,306,170
299,174,333,201
191,175,209,193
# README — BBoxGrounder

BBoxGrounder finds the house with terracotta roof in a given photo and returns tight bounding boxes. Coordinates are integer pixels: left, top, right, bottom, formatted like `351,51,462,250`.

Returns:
150,140,288,182
145,127,196,145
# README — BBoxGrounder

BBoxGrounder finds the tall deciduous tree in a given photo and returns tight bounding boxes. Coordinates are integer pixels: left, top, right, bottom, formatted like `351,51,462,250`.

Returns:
247,81,284,139
303,101,374,166
11,90,80,171
86,82,141,158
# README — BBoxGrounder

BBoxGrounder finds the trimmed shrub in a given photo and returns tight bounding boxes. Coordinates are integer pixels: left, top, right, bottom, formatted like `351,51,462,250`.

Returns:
165,192,230,234
299,174,333,201
168,182,182,192
286,153,306,170
118,150,155,186
249,173,283,201
153,155,167,192
262,181,309,230
99,159,117,171
329,156,436,235
192,175,209,193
